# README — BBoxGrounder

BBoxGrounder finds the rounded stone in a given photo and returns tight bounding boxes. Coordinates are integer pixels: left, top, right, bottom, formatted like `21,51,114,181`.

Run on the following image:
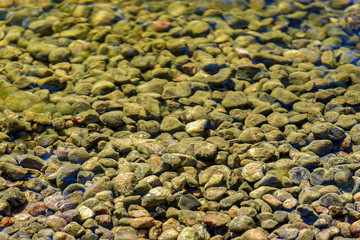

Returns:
240,228,268,240
53,232,75,240
2,187,26,208
242,162,265,183
194,141,217,161
178,194,201,210
91,81,115,96
160,116,185,132
288,167,310,185
222,91,248,109
244,114,267,128
185,119,208,137
99,111,124,128
187,20,210,37
68,148,91,164
239,127,265,143
319,193,344,207
48,47,70,63
178,227,200,240
17,154,45,170
229,216,256,233
267,112,289,128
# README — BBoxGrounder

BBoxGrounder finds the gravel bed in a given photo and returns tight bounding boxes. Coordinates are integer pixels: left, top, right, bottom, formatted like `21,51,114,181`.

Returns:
0,0,360,239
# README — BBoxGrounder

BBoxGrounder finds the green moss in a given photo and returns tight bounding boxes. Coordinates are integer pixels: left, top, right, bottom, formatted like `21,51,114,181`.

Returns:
5,91,41,112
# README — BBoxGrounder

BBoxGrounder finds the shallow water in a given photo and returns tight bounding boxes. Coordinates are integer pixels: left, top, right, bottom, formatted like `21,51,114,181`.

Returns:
1,0,360,239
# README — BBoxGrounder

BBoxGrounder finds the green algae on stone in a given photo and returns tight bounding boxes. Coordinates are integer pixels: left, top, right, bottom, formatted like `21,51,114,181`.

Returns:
5,91,42,112
187,20,210,37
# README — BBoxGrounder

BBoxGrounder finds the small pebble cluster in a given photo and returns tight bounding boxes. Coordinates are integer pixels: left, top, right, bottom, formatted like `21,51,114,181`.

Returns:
0,0,360,239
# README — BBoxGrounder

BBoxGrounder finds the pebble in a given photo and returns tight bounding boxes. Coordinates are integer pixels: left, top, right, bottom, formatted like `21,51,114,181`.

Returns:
267,112,289,128
229,216,256,233
158,229,179,240
130,217,155,229
178,194,201,210
270,88,299,106
17,154,45,170
242,162,265,182
319,193,344,207
0,162,27,180
99,111,124,129
204,187,227,201
239,127,265,143
53,232,76,240
46,215,68,231
185,119,208,137
0,217,14,228
178,210,201,226
278,227,299,239
2,187,26,208
0,199,10,216
160,116,185,132
77,205,95,222
95,214,112,227
56,163,80,189
112,172,137,196
27,201,47,216
288,167,310,185
240,228,268,240
187,20,210,37
283,198,298,209
222,91,248,109
153,19,172,32
202,212,230,227
177,227,200,240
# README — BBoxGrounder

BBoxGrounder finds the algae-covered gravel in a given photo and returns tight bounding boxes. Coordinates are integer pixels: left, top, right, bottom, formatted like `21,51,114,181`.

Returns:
1,0,360,239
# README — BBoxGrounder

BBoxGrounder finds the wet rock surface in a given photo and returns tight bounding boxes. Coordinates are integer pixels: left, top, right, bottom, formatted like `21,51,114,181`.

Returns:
0,0,360,239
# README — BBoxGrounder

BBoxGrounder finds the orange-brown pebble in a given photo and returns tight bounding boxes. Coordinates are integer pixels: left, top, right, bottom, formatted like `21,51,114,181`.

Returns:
262,194,282,208
0,217,14,228
95,214,112,227
153,19,172,32
240,228,268,240
130,217,155,229
27,202,47,216
315,206,329,214
202,214,229,227
228,205,240,218
351,220,360,238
